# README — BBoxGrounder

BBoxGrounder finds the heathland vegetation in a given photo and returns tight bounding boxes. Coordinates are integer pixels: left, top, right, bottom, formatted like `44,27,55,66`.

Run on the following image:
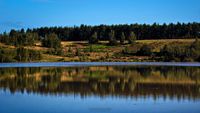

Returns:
0,22,200,62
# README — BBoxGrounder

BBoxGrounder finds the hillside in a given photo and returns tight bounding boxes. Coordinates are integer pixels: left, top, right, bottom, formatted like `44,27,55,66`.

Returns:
0,39,196,62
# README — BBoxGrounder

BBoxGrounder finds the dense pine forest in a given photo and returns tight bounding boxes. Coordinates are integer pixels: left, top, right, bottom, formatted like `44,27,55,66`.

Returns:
0,22,200,62
0,22,200,42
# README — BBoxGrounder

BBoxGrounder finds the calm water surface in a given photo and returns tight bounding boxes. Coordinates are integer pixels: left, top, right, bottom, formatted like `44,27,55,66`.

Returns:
0,62,200,113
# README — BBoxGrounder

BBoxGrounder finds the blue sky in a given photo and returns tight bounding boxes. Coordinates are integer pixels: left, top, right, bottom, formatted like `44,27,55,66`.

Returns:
0,0,200,32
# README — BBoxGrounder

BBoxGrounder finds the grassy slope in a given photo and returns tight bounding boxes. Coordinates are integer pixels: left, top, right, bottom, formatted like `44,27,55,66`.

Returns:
0,39,195,62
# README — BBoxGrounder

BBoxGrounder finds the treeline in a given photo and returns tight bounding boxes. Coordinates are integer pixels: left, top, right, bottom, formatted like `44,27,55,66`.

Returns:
32,22,200,40
1,22,200,42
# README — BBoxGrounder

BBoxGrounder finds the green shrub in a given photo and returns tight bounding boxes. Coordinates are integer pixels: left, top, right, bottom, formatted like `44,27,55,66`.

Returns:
138,45,152,56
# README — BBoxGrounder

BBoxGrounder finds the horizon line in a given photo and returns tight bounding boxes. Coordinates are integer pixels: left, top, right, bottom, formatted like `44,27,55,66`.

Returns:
1,21,200,33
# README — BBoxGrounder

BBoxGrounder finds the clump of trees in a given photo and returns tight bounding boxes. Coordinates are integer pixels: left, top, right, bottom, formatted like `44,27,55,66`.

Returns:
0,48,16,62
42,33,61,49
121,38,200,62
0,47,42,62
107,31,137,46
16,47,42,62
0,29,39,46
42,33,63,56
160,38,200,61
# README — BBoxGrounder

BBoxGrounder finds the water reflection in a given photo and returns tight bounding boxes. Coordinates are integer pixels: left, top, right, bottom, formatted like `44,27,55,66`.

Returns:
0,66,200,100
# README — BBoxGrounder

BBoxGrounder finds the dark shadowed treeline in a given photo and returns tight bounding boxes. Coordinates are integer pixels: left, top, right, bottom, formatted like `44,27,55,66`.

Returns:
31,22,200,40
1,22,200,42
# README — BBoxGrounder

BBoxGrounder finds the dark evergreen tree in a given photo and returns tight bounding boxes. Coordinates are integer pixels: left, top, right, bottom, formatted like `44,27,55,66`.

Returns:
89,32,98,44
120,32,126,45
108,30,118,46
128,32,136,44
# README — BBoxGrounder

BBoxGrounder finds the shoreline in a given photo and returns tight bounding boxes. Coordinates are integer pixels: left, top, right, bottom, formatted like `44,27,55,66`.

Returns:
1,62,200,68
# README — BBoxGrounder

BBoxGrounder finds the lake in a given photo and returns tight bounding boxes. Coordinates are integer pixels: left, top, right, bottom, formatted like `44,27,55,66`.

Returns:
0,62,200,113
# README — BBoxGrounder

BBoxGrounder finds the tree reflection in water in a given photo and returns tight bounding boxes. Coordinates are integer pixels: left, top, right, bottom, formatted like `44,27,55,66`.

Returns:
0,66,200,100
